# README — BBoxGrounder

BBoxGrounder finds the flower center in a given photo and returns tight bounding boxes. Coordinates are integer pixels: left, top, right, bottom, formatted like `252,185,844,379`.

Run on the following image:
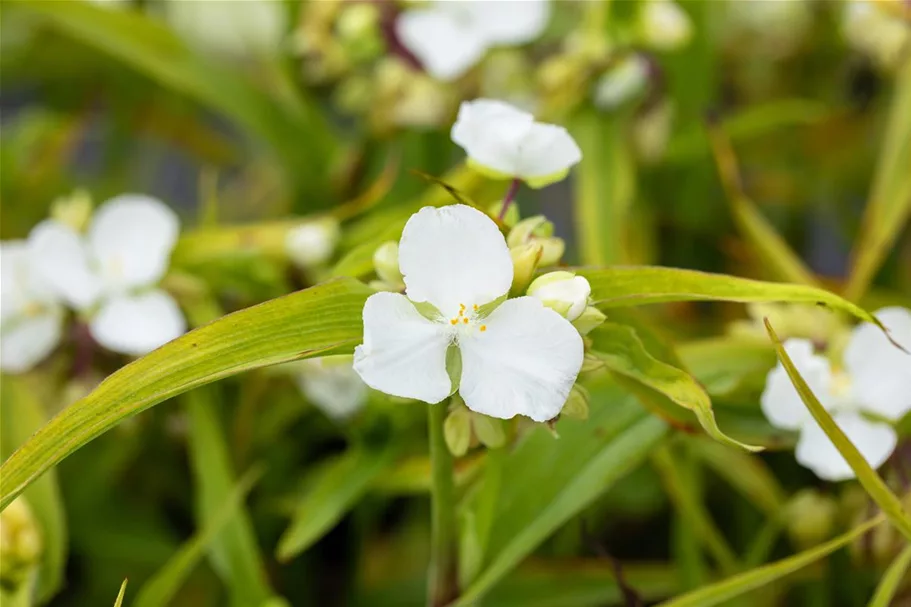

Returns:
447,303,486,333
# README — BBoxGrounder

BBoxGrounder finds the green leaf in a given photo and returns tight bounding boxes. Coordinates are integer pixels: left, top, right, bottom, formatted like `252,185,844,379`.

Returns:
133,470,261,607
277,444,396,561
678,337,776,397
185,387,274,605
592,321,761,452
868,543,911,607
0,376,67,602
656,513,884,607
454,389,668,605
765,320,911,541
845,58,911,301
8,0,333,194
0,278,372,511
113,580,128,607
579,266,886,329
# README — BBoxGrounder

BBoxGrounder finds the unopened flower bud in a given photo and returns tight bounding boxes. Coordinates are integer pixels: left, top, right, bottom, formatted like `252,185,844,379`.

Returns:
0,497,42,590
471,412,506,448
561,384,590,420
336,3,380,43
510,243,543,295
444,406,472,457
528,271,591,321
285,219,340,268
373,241,403,286
640,0,693,51
581,353,606,373
507,215,553,248
538,237,565,267
594,55,650,110
51,189,93,232
785,489,836,548
572,306,607,336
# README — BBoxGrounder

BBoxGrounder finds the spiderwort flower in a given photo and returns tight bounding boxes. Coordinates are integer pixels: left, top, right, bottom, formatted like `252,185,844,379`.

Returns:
396,0,551,82
28,195,186,357
0,242,65,373
761,308,911,481
527,271,591,322
451,99,582,189
353,204,584,422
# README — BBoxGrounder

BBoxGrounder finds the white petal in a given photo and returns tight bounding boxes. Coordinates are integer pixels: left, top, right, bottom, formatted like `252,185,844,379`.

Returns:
90,290,186,356
844,307,911,421
795,412,896,482
468,0,551,45
27,220,103,310
285,220,340,268
399,205,513,319
515,123,583,185
451,99,535,176
760,339,833,431
297,357,368,420
458,297,583,422
396,8,489,81
353,292,453,403
88,195,179,292
1,241,32,322
0,309,63,374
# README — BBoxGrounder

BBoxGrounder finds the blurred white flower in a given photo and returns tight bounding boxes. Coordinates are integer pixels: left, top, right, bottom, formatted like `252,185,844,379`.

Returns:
527,271,591,321
761,308,911,481
451,99,581,188
29,195,186,356
285,219,340,268
842,1,910,70
164,0,286,57
297,356,368,421
593,55,650,110
640,0,692,51
396,0,550,81
353,204,583,422
0,241,65,373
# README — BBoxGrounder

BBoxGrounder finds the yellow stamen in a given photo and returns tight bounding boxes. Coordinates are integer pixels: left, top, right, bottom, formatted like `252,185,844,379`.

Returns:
462,317,469,324
450,319,459,325
480,325,487,332
473,304,478,311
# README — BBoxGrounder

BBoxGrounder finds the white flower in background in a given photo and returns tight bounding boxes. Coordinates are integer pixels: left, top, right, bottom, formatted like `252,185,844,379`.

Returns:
451,99,582,188
0,242,65,373
593,55,650,110
164,0,286,57
761,308,911,481
296,356,368,421
353,204,583,422
640,0,692,51
285,219,340,268
527,271,591,321
396,0,551,81
842,1,910,70
29,195,186,356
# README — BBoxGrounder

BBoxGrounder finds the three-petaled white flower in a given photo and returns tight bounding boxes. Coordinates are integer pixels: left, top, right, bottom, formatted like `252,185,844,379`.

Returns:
353,204,583,422
28,195,186,356
0,242,65,373
761,307,911,481
396,0,551,82
451,99,582,189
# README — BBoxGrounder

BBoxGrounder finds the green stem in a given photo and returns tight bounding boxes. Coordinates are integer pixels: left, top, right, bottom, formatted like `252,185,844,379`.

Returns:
428,402,458,607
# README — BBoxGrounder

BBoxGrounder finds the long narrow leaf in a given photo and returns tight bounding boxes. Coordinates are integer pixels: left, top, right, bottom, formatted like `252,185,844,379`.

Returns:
868,543,911,607
113,580,128,607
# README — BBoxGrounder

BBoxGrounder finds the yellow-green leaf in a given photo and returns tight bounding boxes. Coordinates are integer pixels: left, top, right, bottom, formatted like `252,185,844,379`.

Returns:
113,580,128,607
0,278,371,511
868,543,911,607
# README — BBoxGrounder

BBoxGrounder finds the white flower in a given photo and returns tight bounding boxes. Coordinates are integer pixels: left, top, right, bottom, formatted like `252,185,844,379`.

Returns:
164,0,286,57
527,271,591,321
396,0,551,81
761,308,911,481
451,99,582,188
593,55,650,110
28,195,186,356
296,356,368,421
353,204,583,422
842,1,910,70
285,219,340,268
640,0,692,51
0,242,65,373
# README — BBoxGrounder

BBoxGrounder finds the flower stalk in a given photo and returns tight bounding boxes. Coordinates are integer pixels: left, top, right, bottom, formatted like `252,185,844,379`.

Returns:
428,401,459,607
498,179,522,221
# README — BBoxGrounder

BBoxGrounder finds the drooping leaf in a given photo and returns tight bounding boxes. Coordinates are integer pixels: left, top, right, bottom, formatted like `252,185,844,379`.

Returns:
765,320,911,541
277,444,397,561
0,278,371,510
656,514,884,607
868,543,911,607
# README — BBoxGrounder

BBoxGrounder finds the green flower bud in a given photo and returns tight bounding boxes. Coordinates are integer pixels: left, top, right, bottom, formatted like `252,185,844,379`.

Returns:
509,243,543,296
471,412,506,448
487,200,520,229
785,489,836,548
0,497,42,590
573,306,607,336
561,385,590,420
527,271,591,321
50,189,93,232
507,215,554,248
373,241,403,286
538,237,565,267
444,406,472,457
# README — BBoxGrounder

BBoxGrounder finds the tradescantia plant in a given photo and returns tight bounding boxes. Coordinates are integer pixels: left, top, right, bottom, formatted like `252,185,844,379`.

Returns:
2,1,911,607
